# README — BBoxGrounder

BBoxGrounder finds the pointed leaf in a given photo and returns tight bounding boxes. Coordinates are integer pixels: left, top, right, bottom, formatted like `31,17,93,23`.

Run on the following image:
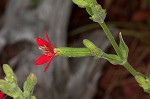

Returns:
3,64,17,83
119,32,129,59
103,54,123,65
23,73,37,97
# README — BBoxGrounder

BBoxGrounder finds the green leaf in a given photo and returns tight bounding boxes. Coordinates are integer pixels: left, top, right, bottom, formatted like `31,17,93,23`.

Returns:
90,5,106,23
23,73,37,98
0,64,37,98
73,0,106,23
135,73,150,93
0,80,20,98
72,0,88,8
145,77,150,93
31,96,36,99
86,7,93,16
3,64,14,76
135,73,146,86
83,39,103,58
3,64,17,83
103,54,123,65
119,32,129,59
86,0,97,4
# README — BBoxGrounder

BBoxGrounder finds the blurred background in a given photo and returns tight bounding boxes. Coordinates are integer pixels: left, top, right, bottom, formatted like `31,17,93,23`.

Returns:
0,0,150,99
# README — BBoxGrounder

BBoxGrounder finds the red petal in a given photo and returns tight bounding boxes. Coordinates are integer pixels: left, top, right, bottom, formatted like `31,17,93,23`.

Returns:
44,54,55,72
44,32,55,49
44,31,51,44
0,92,4,99
36,38,49,46
36,54,52,65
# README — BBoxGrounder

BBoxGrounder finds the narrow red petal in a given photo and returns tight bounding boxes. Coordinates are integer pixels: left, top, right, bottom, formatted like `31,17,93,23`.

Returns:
44,54,55,72
36,54,52,65
36,38,49,46
44,31,51,44
44,31,55,49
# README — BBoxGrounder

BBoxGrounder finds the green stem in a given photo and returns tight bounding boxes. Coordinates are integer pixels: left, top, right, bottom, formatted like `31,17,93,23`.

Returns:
100,22,138,76
100,22,124,59
56,48,93,57
123,62,138,76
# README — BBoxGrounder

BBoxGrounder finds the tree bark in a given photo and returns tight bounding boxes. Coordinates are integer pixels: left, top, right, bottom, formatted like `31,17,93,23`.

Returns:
0,0,72,98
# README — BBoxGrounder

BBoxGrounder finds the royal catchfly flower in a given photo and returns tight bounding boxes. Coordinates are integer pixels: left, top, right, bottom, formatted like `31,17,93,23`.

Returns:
0,92,6,99
36,31,56,72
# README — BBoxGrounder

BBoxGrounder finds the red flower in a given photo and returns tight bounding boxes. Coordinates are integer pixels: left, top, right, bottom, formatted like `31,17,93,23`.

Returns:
36,31,56,72
0,92,6,99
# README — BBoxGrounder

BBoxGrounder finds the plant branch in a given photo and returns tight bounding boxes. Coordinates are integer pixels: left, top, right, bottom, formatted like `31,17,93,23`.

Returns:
100,22,124,59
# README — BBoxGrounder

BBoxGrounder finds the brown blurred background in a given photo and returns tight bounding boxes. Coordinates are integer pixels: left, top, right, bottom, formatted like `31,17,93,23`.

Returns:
69,0,150,99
